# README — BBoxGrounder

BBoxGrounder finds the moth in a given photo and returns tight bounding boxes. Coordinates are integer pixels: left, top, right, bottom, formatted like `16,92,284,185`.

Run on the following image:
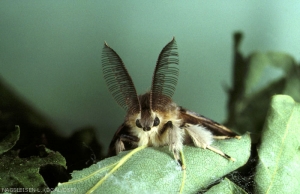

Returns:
102,38,240,169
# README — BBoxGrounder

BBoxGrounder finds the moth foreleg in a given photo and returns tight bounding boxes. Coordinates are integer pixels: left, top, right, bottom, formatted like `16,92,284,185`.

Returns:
184,124,235,161
116,134,139,153
163,121,185,169
108,125,140,156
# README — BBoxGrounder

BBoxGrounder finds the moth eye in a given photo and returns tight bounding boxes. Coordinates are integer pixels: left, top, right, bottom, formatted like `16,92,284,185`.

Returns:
153,117,160,127
136,119,142,128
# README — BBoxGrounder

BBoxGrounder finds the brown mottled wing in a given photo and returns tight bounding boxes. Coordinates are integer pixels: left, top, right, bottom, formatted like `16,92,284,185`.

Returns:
102,42,140,114
150,37,179,111
179,107,239,137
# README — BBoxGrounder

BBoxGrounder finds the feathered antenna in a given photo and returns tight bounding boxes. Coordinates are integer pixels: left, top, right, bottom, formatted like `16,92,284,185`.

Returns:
102,42,140,114
150,37,179,111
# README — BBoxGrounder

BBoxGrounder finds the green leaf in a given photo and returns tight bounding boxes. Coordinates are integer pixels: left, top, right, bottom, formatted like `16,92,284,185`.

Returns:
226,35,300,140
0,125,20,155
205,178,247,194
244,52,295,95
0,145,67,191
283,66,300,102
53,134,250,194
255,95,300,193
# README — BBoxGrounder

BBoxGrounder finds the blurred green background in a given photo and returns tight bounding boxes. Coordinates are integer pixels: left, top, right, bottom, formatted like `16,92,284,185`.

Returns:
1,1,300,150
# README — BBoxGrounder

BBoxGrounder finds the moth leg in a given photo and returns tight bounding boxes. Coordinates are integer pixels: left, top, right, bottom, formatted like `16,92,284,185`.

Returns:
179,150,186,170
162,121,185,170
108,129,140,157
213,135,241,140
184,124,235,161
115,134,139,153
206,145,236,161
184,124,213,148
173,150,185,170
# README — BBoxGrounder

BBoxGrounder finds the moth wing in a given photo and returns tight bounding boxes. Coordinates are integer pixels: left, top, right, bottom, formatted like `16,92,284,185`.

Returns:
179,107,240,138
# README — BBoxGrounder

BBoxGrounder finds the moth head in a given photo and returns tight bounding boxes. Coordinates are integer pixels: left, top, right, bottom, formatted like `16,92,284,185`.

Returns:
132,93,160,131
135,109,160,131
